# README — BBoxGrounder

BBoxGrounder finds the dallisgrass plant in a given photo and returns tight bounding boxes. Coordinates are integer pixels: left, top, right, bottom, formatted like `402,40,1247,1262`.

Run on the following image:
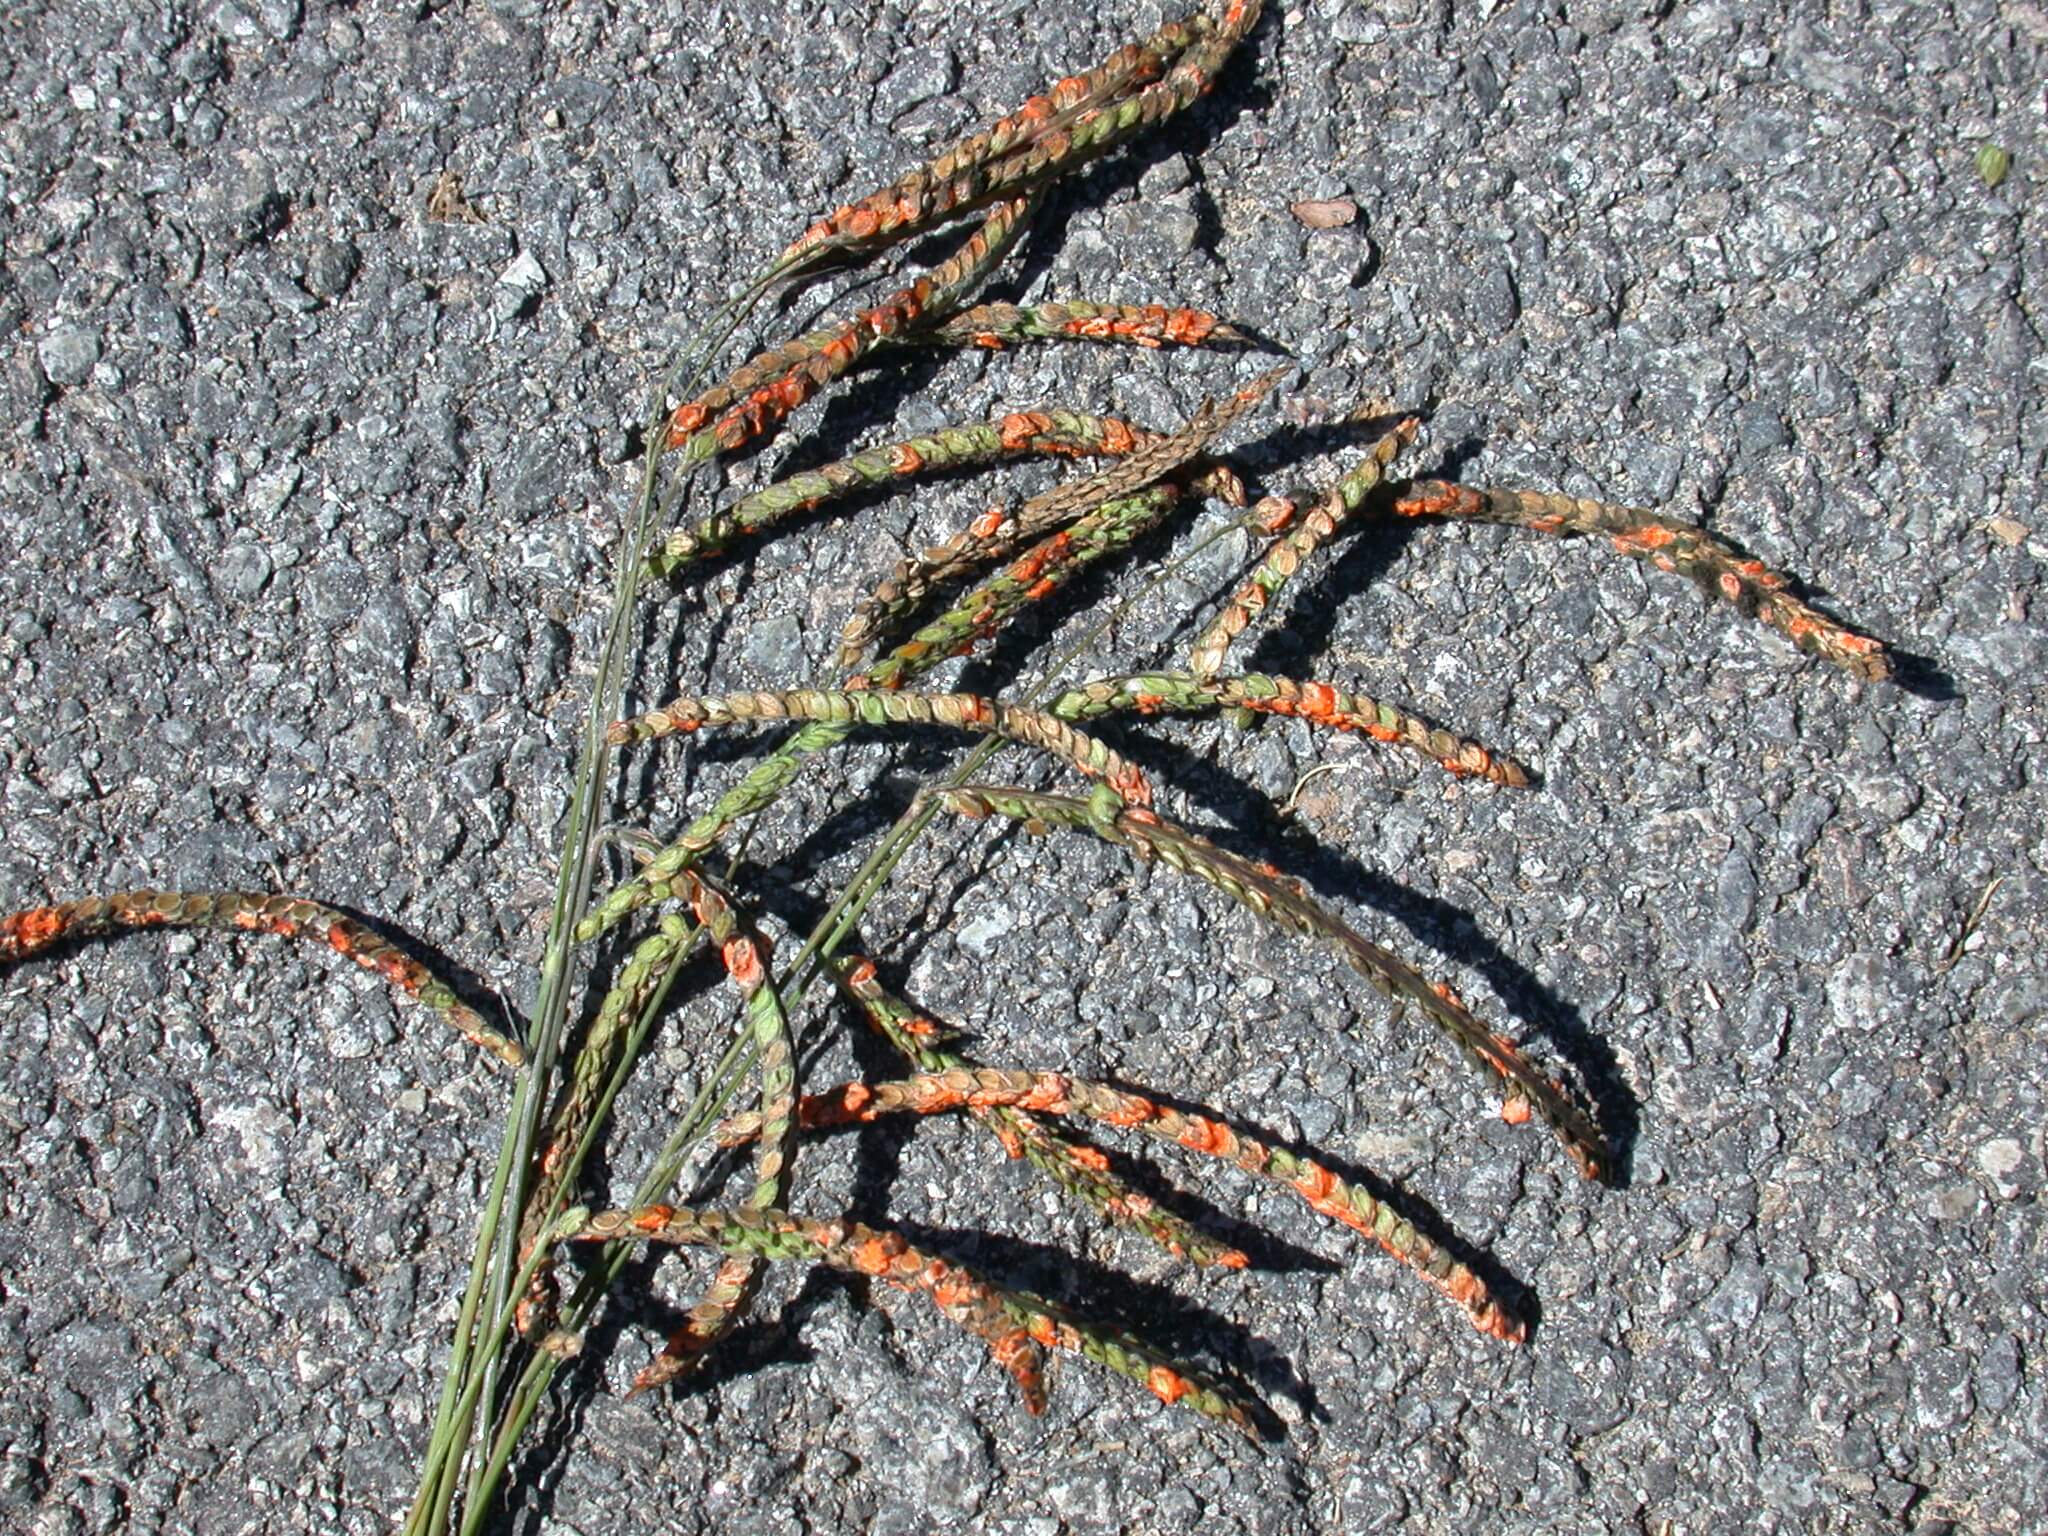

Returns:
0,2,1894,1529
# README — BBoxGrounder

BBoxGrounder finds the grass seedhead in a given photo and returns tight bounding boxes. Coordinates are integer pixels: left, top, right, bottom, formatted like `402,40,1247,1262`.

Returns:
0,3,1902,1525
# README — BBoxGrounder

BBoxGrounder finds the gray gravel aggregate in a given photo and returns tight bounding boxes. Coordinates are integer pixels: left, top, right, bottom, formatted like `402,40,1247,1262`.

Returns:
2,0,2044,1533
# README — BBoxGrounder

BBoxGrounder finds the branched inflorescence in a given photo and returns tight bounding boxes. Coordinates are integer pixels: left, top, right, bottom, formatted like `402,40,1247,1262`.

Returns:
0,0,1897,1518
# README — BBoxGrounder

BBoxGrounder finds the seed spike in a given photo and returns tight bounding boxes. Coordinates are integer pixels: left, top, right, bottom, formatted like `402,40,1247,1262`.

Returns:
666,194,1039,467
571,1205,1257,1434
647,410,1164,581
929,787,1611,1182
1050,669,1529,787
514,914,701,1340
830,954,1248,1270
0,889,522,1067
856,484,1187,692
610,688,1154,807
901,300,1253,352
775,10,1225,279
780,0,1268,281
714,1067,1521,1342
1390,480,1893,681
628,871,798,1395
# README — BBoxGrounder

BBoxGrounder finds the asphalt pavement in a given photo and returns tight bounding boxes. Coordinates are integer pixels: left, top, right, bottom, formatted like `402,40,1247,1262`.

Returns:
0,1,2042,1532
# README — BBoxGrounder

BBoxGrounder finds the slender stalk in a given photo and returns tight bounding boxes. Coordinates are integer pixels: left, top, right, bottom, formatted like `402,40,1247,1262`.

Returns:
611,687,1154,806
451,931,708,1536
403,1102,527,1536
413,237,799,1536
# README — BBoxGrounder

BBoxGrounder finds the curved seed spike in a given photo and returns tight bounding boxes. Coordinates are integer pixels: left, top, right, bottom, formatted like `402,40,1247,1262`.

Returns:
930,787,1611,1182
1050,670,1529,787
830,954,1247,1270
630,870,797,1395
902,301,1251,352
648,410,1161,581
666,195,1038,466
1390,480,1893,681
1189,419,1418,679
612,689,1152,807
783,0,1267,283
715,1067,1519,1343
572,1205,1256,1434
0,889,522,1067
776,12,1218,278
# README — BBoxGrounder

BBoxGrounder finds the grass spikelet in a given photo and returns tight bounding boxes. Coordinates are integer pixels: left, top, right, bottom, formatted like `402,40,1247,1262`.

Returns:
666,194,1039,465
611,688,1155,806
906,300,1252,352
648,411,1161,581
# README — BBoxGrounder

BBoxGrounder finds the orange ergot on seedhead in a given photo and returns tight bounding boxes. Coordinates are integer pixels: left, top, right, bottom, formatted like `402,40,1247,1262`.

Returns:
826,954,1247,1269
649,409,1161,581
1190,419,1418,680
626,870,796,1394
571,1204,1255,1434
1390,480,1892,680
665,194,1038,465
715,1066,1522,1341
1051,670,1532,788
905,300,1249,352
775,12,1218,278
0,889,521,1066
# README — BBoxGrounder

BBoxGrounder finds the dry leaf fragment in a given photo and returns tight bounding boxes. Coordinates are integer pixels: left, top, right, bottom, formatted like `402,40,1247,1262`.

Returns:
1290,198,1357,229
426,170,485,224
